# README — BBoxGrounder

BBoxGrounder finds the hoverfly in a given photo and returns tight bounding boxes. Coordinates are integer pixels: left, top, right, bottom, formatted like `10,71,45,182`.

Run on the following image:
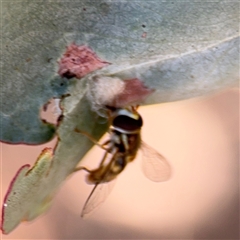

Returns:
75,106,171,217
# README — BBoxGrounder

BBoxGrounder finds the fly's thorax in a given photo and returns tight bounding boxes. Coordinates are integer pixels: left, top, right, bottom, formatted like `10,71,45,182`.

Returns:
126,133,141,156
109,152,127,175
109,129,141,154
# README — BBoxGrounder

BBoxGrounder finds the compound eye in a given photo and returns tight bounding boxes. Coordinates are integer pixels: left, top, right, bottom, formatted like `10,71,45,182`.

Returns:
112,115,143,132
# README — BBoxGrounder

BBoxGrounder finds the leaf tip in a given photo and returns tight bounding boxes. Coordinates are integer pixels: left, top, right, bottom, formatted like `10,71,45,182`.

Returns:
1,148,54,234
1,164,30,234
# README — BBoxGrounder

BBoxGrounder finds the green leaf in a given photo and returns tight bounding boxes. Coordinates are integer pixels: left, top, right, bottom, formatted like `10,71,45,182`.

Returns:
2,83,108,233
2,151,53,234
1,1,238,143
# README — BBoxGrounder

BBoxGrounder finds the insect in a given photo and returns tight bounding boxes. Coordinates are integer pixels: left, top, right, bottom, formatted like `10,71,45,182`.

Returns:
74,106,171,217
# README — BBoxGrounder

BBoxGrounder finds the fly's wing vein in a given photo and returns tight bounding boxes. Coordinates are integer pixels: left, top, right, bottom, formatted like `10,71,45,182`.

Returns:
81,180,116,217
141,141,171,182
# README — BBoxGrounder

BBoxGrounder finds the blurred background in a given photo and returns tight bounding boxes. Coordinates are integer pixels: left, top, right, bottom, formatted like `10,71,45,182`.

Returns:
1,88,239,239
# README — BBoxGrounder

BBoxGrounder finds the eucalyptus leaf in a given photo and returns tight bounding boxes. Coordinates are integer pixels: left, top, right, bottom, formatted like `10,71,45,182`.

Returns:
1,0,239,143
2,83,108,234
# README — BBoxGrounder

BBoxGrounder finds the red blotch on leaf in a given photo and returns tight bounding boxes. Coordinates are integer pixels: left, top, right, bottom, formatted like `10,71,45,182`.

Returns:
58,44,110,79
111,78,154,107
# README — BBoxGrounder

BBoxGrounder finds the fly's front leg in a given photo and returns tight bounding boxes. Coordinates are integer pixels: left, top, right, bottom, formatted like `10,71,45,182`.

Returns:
74,128,110,151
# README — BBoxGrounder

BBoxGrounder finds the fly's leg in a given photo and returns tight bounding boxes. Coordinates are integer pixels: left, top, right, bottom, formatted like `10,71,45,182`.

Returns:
74,128,110,151
73,166,92,173
74,149,110,173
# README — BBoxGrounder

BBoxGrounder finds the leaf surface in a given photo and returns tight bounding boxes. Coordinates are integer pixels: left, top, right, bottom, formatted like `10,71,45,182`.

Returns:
1,1,238,143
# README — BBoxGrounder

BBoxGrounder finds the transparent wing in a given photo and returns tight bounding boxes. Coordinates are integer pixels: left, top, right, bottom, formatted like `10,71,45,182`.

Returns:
81,180,116,218
141,141,171,182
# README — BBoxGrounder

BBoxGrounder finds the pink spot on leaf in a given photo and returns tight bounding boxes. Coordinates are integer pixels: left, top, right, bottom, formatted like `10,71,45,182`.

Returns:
58,44,110,79
111,78,154,107
141,32,147,38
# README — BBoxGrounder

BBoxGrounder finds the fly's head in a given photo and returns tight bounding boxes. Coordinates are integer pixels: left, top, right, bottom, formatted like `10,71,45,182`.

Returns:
107,106,143,134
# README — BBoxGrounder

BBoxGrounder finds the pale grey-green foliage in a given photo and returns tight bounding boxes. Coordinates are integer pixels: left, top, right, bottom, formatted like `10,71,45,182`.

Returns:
0,0,238,143
2,88,108,234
